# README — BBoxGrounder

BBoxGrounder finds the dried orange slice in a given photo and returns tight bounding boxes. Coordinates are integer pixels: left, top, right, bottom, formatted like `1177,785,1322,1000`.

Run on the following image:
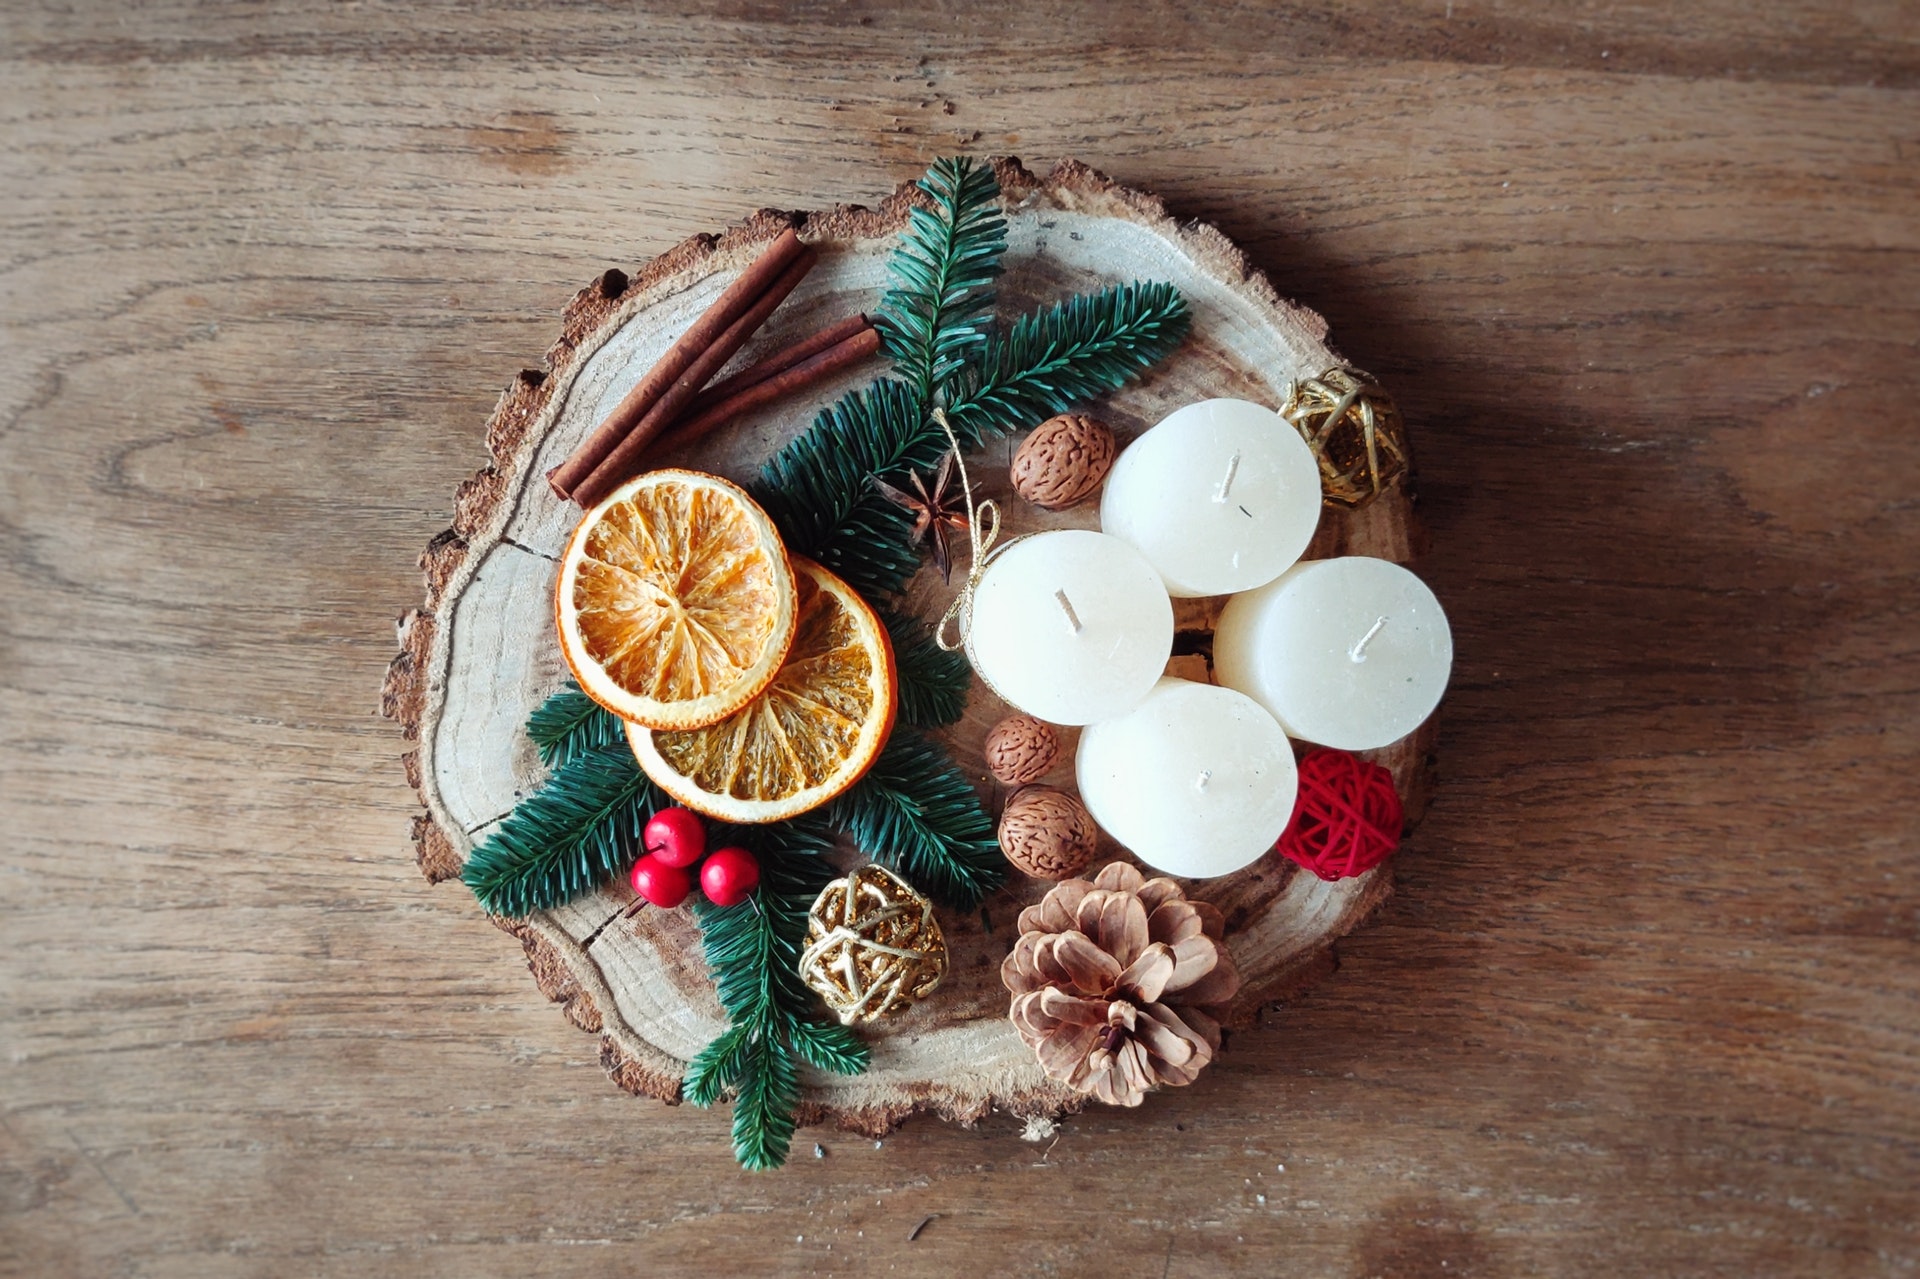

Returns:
628,558,897,823
557,469,797,731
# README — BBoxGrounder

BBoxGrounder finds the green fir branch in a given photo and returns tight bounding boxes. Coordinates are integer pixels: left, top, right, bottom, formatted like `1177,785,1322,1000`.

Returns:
691,816,837,1022
460,745,658,917
526,681,625,768
752,379,931,596
943,281,1192,444
684,1023,752,1109
882,609,971,728
729,1028,802,1171
787,1018,869,1076
683,818,869,1171
829,730,1006,911
874,156,1006,400
755,285,1190,597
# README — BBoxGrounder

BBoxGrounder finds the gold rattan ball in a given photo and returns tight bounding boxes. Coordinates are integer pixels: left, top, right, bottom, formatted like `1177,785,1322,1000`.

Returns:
799,865,948,1025
1279,367,1408,508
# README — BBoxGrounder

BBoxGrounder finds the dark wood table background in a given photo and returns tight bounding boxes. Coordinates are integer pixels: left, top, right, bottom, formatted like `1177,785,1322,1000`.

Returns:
4,4,1916,1275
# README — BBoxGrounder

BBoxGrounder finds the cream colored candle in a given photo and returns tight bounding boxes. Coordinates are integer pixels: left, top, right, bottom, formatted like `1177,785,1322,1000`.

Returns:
1213,556,1452,751
1100,398,1322,598
1075,677,1298,879
965,530,1174,726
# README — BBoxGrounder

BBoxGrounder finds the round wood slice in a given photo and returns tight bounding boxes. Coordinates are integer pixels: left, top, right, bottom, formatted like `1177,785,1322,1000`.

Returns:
382,158,1435,1136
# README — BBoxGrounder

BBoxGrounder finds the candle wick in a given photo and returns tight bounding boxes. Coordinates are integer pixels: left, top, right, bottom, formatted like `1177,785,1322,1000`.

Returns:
1211,452,1243,503
1195,769,1211,792
1054,589,1083,635
1349,616,1388,663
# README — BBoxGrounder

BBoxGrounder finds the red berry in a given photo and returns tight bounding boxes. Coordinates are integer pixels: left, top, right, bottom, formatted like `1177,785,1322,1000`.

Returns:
629,854,692,908
643,806,707,869
700,846,760,907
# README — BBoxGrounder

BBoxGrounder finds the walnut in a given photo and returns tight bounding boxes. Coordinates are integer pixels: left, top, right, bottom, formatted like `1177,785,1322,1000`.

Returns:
1010,414,1117,510
983,714,1060,785
998,786,1099,881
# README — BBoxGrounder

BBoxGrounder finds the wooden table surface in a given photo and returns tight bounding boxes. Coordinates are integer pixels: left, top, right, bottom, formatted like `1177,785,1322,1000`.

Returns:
4,4,1917,1275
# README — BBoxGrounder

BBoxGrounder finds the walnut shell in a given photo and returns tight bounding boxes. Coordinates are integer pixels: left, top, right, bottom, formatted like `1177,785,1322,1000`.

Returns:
1010,414,1117,510
983,714,1060,785
998,786,1099,881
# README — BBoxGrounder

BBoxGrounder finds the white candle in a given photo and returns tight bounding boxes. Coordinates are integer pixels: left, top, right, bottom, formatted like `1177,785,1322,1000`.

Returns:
1100,398,1323,598
1075,677,1298,879
965,530,1174,726
1213,556,1452,751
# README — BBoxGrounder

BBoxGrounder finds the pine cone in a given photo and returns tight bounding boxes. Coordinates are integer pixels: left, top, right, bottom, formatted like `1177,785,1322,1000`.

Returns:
1001,862,1240,1106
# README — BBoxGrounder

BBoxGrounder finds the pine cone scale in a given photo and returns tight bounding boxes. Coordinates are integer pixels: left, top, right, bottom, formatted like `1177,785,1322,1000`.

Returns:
1001,933,1045,994
1174,952,1240,1006
1052,931,1123,994
1154,1003,1222,1086
1037,986,1108,1025
1161,934,1221,991
1148,899,1207,944
1074,890,1149,966
1018,879,1089,935
1135,876,1188,915
1115,943,1176,1004
1135,1005,1202,1069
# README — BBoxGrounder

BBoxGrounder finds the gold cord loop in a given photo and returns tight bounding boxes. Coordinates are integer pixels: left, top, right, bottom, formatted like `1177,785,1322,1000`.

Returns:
929,406,1003,652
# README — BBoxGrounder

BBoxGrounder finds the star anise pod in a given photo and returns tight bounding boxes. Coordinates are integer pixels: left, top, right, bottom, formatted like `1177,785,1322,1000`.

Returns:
873,452,971,581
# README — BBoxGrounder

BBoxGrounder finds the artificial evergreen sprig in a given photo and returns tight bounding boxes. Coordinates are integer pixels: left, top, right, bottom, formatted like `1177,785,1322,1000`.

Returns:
882,609,971,728
944,281,1192,445
682,817,869,1170
873,156,1006,401
753,379,930,596
460,744,659,917
756,166,1190,597
828,730,1005,911
526,680,626,768
469,681,990,1166
469,656,974,920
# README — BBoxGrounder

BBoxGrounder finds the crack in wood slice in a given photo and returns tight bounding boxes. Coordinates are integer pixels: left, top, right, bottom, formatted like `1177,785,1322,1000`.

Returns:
381,156,1435,1137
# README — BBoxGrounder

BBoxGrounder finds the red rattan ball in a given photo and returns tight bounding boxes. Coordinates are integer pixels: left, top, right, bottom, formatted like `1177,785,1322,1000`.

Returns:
1274,749,1404,882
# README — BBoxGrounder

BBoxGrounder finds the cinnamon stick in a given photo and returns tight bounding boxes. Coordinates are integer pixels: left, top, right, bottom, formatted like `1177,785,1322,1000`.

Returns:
570,246,818,508
547,227,805,500
682,312,874,417
651,325,883,458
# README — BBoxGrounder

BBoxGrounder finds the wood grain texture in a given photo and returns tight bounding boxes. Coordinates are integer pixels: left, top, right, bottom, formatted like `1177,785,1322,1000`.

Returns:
2,3,1916,1276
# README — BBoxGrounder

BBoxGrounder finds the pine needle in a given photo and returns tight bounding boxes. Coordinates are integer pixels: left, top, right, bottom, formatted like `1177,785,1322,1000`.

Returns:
829,730,1006,911
944,281,1192,445
788,1019,869,1076
526,681,625,768
883,609,971,727
684,1022,751,1108
730,1027,802,1172
875,156,1006,401
460,745,657,917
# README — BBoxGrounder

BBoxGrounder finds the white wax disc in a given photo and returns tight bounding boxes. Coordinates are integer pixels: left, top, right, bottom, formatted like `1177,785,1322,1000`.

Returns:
1100,398,1322,598
1213,556,1452,751
965,530,1173,726
1075,677,1298,879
